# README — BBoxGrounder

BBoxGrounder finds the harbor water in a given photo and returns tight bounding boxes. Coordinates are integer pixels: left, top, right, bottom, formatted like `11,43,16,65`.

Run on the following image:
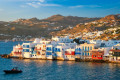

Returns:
0,41,120,80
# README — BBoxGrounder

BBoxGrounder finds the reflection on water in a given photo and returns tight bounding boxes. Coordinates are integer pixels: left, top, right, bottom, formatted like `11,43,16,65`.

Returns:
1,58,120,80
57,61,64,66
34,60,53,67
66,61,75,65
1,41,120,80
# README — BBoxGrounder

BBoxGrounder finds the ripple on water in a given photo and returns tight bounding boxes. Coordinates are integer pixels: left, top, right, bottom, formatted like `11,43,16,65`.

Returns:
1,41,120,80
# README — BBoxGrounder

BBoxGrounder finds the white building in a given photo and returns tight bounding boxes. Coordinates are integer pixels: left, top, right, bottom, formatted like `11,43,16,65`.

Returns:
52,36,73,43
11,44,23,57
22,43,37,58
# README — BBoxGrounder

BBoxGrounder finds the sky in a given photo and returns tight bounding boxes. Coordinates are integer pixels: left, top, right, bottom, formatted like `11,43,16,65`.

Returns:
0,0,120,21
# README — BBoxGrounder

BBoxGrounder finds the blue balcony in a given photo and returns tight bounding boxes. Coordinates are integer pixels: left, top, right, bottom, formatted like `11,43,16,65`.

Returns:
54,48,61,52
75,48,81,52
75,52,81,55
23,49,29,52
46,47,52,51
46,52,52,55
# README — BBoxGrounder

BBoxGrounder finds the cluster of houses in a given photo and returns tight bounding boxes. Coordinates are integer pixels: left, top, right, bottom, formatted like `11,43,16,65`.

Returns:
71,27,120,40
10,36,120,61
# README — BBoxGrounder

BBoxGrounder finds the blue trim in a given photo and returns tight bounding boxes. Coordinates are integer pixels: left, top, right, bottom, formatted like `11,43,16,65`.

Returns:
46,52,52,55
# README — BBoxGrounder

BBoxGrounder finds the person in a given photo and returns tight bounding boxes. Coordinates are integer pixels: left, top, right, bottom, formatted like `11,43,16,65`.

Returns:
12,68,15,71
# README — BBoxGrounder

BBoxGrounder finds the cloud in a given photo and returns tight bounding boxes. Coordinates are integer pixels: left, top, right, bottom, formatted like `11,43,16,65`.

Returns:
70,5,101,8
37,3,61,7
70,5,84,8
26,1,61,8
18,0,61,8
27,2,39,8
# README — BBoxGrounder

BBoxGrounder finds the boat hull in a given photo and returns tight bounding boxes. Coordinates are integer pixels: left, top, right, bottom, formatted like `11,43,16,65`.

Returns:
4,70,22,74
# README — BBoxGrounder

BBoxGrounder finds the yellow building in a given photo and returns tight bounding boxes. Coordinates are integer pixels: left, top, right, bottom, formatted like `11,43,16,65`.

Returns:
80,43,95,59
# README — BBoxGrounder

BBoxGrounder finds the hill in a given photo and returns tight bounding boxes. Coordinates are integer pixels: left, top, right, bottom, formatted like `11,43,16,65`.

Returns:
51,14,120,38
0,15,100,40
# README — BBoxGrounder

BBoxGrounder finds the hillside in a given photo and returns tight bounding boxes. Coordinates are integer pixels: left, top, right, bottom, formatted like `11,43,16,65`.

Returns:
52,14,120,38
95,27,120,40
42,14,100,26
0,15,100,40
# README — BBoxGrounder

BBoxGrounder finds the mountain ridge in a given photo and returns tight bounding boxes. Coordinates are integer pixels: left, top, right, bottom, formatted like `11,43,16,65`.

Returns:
0,14,120,40
51,14,120,37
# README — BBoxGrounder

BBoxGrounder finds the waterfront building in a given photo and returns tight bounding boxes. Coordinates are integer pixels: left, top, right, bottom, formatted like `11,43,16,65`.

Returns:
9,36,120,62
46,42,77,60
22,38,50,58
34,44,46,59
54,43,77,60
92,51,104,60
46,44,55,59
22,43,37,58
75,45,82,58
11,44,23,57
109,49,120,61
54,45,64,60
64,48,75,60
80,43,95,59
103,47,112,60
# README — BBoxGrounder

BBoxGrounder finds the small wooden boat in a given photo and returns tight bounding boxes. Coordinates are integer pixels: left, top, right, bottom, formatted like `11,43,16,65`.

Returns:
4,67,22,74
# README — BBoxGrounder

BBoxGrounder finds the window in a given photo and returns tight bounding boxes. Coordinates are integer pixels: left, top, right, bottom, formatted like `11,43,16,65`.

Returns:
46,52,52,55
54,48,61,52
52,47,54,53
75,48,77,51
90,46,92,50
23,49,29,52
58,48,61,52
83,46,84,50
83,53,84,55
88,47,89,51
55,48,57,52
85,47,87,51
23,45,25,48
79,48,81,51
26,45,29,48
23,45,29,48
46,47,52,51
